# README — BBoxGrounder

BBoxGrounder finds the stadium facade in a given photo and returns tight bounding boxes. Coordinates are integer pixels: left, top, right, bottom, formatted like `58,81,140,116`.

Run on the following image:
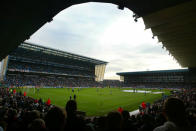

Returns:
117,69,196,88
0,42,107,87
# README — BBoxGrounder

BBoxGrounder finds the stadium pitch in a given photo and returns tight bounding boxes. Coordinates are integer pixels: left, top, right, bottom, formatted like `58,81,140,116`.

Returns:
20,88,170,116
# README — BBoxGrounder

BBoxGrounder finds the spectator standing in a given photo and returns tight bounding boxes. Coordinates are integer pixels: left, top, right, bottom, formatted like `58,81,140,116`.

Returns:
154,97,194,131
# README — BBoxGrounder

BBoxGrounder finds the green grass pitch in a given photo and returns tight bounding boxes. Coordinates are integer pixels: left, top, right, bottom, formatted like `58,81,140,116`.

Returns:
18,88,170,116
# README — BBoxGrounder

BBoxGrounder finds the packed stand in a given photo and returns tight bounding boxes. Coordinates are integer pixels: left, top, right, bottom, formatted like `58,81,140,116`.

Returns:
5,75,98,87
8,61,94,77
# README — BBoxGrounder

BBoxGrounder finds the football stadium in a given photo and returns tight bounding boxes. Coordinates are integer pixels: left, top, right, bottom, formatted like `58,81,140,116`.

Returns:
0,42,171,116
1,0,196,131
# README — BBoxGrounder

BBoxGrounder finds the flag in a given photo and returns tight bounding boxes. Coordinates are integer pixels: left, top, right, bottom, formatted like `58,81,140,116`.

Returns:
141,102,146,109
35,99,38,103
13,89,16,94
118,107,123,113
24,91,27,96
46,98,51,105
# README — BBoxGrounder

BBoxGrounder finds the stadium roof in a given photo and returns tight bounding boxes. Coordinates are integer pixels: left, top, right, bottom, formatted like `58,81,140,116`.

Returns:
142,0,196,67
17,42,108,65
1,0,196,68
117,69,188,76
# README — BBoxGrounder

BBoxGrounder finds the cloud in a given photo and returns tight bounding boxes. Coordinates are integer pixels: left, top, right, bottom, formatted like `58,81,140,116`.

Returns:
27,3,182,80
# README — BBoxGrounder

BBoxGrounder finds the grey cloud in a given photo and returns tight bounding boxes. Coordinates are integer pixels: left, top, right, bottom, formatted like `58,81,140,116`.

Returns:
28,3,181,79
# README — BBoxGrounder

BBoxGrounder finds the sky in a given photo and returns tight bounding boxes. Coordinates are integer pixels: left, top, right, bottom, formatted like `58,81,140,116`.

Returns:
26,2,182,80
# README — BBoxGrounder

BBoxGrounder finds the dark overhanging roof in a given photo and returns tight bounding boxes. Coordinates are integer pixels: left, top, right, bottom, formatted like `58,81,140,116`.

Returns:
0,0,195,68
12,42,108,65
142,0,196,68
117,69,188,76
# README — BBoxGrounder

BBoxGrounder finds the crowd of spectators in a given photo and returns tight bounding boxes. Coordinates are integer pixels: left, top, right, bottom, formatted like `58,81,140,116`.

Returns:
5,75,98,87
101,80,124,87
0,87,196,131
8,61,94,77
5,74,126,88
